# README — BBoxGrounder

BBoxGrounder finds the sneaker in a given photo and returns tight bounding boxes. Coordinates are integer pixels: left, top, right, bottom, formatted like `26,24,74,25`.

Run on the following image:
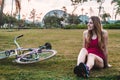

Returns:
73,65,82,77
79,63,89,78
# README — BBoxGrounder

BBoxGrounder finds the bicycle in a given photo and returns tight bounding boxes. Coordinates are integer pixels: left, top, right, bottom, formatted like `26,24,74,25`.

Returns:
0,35,57,64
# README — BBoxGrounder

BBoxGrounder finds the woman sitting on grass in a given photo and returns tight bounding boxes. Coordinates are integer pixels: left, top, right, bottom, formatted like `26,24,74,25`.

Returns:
74,16,111,78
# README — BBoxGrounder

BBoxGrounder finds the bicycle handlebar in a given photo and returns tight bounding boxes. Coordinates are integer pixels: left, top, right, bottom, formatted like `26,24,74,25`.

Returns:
14,34,24,49
16,34,23,38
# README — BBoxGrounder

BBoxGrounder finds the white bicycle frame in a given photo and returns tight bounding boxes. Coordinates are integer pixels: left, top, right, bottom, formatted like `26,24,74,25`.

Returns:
0,35,57,64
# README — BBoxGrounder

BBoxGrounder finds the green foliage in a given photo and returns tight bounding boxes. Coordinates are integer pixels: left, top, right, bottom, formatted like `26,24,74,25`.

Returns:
115,20,120,23
43,13,81,28
103,23,120,29
43,16,62,28
64,24,87,29
63,23,120,29
67,14,81,24
71,0,87,5
3,14,18,24
25,23,42,29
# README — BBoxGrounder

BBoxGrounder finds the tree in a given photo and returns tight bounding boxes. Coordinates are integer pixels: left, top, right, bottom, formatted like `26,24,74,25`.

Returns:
43,16,62,28
96,0,105,17
70,0,87,25
67,14,80,24
111,0,120,20
70,0,87,15
70,0,105,17
62,6,67,20
29,9,36,24
101,13,111,24
71,0,87,5
14,0,21,20
0,0,5,26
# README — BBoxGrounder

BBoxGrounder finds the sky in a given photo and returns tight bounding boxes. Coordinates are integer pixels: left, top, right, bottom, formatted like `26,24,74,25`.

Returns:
3,0,118,21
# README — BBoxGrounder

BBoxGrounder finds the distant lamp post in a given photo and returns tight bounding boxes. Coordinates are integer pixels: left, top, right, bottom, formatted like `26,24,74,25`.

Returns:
81,7,84,15
81,7,84,24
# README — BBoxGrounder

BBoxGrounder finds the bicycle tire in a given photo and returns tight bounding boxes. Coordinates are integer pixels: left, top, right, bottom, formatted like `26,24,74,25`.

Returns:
15,49,57,64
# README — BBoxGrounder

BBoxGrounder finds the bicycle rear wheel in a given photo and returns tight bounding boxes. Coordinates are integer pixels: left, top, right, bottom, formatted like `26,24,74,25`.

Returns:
15,49,57,64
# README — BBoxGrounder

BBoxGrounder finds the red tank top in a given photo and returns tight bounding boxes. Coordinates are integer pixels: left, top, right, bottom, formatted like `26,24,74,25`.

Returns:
86,38,105,59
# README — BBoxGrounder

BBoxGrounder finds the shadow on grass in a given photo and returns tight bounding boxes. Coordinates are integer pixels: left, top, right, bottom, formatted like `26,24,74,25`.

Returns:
75,75,120,80
0,57,58,69
0,58,120,80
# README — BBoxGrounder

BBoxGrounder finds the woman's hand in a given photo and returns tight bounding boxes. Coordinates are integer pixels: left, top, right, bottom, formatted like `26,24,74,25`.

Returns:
108,64,112,68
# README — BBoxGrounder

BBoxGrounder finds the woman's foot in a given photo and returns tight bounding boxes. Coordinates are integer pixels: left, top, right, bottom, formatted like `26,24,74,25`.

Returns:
73,65,82,77
79,62,89,78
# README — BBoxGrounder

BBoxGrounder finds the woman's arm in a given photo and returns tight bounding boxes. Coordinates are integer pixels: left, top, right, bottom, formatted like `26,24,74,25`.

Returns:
103,30,108,68
83,30,87,48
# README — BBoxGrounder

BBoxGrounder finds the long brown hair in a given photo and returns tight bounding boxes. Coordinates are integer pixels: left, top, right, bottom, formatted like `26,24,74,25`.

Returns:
86,16,104,51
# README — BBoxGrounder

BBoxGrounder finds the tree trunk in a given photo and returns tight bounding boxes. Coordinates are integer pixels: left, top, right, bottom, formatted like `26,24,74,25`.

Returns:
0,0,5,26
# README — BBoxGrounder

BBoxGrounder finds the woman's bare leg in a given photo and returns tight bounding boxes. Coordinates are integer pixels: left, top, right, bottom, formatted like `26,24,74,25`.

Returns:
86,54,104,70
77,48,88,65
94,55,104,68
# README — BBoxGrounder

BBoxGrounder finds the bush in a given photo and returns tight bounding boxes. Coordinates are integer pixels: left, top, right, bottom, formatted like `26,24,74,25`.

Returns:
103,23,120,29
63,23,120,29
64,24,87,29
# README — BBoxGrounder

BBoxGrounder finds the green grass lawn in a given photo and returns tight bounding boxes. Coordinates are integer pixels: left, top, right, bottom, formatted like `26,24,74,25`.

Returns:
0,29,120,80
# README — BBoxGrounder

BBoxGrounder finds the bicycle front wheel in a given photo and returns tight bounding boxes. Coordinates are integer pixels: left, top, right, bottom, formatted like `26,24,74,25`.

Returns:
0,51,8,59
0,50,15,59
15,49,57,64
